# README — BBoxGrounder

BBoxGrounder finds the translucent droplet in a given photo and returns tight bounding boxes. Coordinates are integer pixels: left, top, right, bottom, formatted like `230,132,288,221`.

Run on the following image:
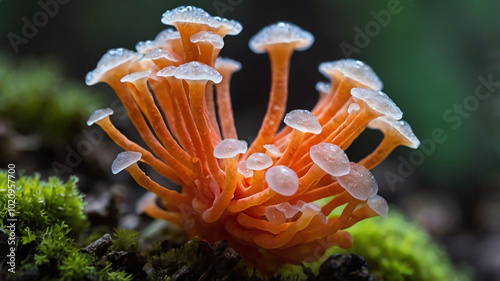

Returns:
336,162,378,200
213,139,247,159
265,165,299,196
246,153,273,170
347,103,360,114
284,109,322,134
111,151,142,175
310,143,350,177
87,108,114,126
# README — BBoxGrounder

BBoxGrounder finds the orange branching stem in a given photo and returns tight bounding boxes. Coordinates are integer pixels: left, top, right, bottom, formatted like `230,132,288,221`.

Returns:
86,5,419,276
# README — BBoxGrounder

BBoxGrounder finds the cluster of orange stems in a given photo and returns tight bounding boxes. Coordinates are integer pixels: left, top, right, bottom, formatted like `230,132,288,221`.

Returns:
86,6,420,273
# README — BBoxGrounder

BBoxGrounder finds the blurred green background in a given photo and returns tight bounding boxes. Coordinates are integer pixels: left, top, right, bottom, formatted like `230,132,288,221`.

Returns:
1,0,499,280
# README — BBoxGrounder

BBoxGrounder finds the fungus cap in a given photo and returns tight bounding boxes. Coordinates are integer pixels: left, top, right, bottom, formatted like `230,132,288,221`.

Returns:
136,29,181,53
135,192,157,214
111,151,142,174
310,143,350,177
85,48,139,86
190,31,224,49
120,71,151,83
263,144,282,158
249,22,314,54
368,116,420,149
276,202,300,218
315,81,331,95
351,88,403,120
318,59,383,90
265,165,299,196
213,138,248,159
237,161,254,178
87,108,114,126
144,48,179,62
161,6,242,35
336,162,378,201
174,61,223,83
157,66,177,77
246,153,273,171
284,109,322,134
265,206,287,225
215,57,242,73
367,195,389,218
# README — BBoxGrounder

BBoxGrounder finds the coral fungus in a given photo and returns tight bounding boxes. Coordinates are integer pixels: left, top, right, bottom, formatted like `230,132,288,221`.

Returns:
86,6,420,273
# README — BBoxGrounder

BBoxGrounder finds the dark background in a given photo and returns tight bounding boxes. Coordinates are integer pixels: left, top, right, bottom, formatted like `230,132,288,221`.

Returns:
1,0,499,279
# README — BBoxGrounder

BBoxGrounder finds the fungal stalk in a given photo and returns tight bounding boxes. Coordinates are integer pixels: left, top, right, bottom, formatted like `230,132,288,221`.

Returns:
86,6,420,274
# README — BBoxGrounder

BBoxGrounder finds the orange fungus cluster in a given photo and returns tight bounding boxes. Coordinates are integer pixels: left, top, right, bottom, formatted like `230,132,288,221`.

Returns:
86,6,420,273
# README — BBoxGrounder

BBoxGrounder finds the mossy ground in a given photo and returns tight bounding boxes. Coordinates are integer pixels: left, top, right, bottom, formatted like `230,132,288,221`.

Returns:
0,171,470,281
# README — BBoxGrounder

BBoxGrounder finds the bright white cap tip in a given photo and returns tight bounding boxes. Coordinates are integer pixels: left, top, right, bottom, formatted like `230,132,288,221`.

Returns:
265,165,299,196
351,88,403,120
213,139,247,159
157,66,177,77
87,108,114,126
161,6,213,26
347,103,360,114
276,202,300,218
144,48,179,62
310,143,350,177
215,57,242,73
368,116,420,149
368,195,389,218
136,29,181,54
120,71,151,83
237,161,254,178
135,192,157,214
111,151,142,175
336,162,378,201
318,59,383,90
212,16,243,35
284,109,322,134
263,144,282,158
315,81,331,95
86,48,139,86
249,22,314,54
190,31,224,49
174,61,222,83
246,153,273,171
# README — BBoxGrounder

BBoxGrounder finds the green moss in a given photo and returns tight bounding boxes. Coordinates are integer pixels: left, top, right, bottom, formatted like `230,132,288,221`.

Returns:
0,53,104,139
0,170,88,235
111,228,141,252
318,210,471,281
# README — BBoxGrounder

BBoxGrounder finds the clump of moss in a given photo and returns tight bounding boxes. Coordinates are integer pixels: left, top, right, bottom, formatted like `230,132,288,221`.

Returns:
0,53,104,139
0,171,87,235
318,210,471,281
